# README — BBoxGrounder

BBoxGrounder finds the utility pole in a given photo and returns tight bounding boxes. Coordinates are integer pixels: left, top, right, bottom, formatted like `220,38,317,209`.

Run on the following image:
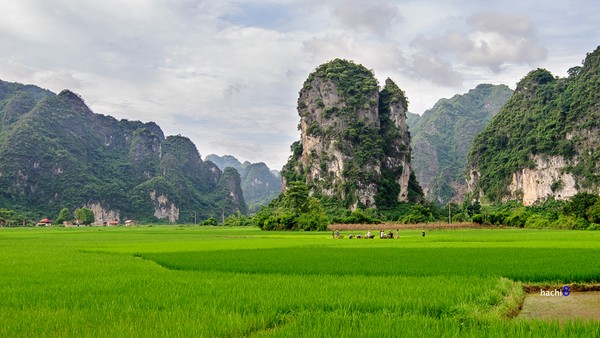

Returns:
448,203,452,224
221,207,225,225
193,211,197,226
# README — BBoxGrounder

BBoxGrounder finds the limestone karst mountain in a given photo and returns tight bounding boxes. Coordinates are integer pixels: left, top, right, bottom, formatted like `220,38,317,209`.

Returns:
466,46,600,205
281,59,422,209
0,80,246,223
205,154,282,212
407,84,513,204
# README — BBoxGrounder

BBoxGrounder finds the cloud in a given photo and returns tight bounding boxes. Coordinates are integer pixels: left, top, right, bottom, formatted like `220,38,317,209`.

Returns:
330,0,402,36
411,11,547,73
302,34,407,74
0,0,595,169
407,53,463,87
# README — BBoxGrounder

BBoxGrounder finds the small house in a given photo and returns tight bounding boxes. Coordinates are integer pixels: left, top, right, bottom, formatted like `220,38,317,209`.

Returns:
37,218,53,226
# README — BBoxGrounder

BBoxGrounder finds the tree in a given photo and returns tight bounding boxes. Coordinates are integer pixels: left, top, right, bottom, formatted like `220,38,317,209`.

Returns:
563,192,599,221
283,181,309,213
74,208,95,225
56,208,71,225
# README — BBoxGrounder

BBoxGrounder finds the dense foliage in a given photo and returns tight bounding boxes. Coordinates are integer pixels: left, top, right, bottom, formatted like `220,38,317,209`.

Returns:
407,84,513,204
468,46,600,202
253,181,328,231
74,207,95,225
0,80,245,224
303,58,379,110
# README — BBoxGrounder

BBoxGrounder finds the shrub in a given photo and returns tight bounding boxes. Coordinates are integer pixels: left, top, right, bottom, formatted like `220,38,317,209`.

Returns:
472,214,484,224
343,209,381,224
586,223,600,231
505,207,530,227
488,212,508,225
586,201,600,223
524,214,551,229
200,217,218,226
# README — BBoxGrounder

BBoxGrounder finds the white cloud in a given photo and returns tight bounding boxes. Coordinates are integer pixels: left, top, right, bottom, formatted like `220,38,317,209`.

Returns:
330,0,402,36
411,10,547,74
0,0,596,169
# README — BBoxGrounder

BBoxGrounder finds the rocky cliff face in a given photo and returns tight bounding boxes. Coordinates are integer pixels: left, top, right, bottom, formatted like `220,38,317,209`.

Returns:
282,59,422,209
0,80,246,222
467,46,600,205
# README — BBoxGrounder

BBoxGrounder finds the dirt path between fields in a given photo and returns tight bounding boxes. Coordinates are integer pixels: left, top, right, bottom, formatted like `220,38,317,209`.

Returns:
328,222,491,231
518,289,600,322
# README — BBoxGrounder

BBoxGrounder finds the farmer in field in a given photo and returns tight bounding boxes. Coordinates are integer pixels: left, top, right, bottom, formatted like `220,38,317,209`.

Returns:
422,230,426,237
389,230,394,239
367,230,372,239
335,229,340,238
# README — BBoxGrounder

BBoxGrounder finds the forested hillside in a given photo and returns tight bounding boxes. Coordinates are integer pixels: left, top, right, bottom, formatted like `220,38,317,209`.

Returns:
408,84,513,204
0,80,246,223
467,46,600,204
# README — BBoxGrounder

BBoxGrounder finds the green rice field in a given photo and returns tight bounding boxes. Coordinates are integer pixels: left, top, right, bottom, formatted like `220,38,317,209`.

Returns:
1,226,599,337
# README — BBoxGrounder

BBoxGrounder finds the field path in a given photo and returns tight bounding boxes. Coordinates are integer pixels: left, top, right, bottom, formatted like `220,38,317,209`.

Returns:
518,291,600,321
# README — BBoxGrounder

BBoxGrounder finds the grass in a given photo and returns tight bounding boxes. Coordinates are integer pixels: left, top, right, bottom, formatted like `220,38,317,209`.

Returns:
0,226,599,337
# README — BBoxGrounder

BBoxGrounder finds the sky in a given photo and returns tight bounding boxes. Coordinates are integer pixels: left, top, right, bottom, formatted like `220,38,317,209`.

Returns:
0,0,598,170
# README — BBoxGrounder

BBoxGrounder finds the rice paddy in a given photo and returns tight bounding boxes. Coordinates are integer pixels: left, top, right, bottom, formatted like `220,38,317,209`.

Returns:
1,226,599,337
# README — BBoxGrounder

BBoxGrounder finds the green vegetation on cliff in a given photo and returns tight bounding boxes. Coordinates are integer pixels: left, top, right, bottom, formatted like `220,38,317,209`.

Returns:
0,81,245,223
408,84,513,204
282,59,422,213
467,46,600,203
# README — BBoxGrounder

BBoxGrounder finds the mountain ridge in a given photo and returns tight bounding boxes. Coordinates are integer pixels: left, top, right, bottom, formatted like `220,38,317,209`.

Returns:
467,46,600,205
0,80,246,223
407,83,513,204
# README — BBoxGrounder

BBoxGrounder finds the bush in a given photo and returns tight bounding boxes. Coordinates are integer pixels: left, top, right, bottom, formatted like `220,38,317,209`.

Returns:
563,192,599,221
586,223,600,231
586,201,600,223
488,212,508,225
452,213,468,223
505,207,530,227
200,217,218,226
472,214,484,224
524,214,551,229
343,208,381,224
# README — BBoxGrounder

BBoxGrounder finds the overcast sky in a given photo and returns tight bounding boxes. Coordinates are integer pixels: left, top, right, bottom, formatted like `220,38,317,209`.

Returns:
1,1,598,169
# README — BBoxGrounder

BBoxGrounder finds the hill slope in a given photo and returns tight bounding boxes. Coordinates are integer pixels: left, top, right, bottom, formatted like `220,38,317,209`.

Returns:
466,46,600,204
0,80,246,223
408,84,513,204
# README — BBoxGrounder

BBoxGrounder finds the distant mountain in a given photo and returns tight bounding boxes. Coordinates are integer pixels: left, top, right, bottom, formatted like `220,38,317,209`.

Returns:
205,154,248,177
0,80,246,223
408,84,513,204
205,154,281,212
467,46,600,205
